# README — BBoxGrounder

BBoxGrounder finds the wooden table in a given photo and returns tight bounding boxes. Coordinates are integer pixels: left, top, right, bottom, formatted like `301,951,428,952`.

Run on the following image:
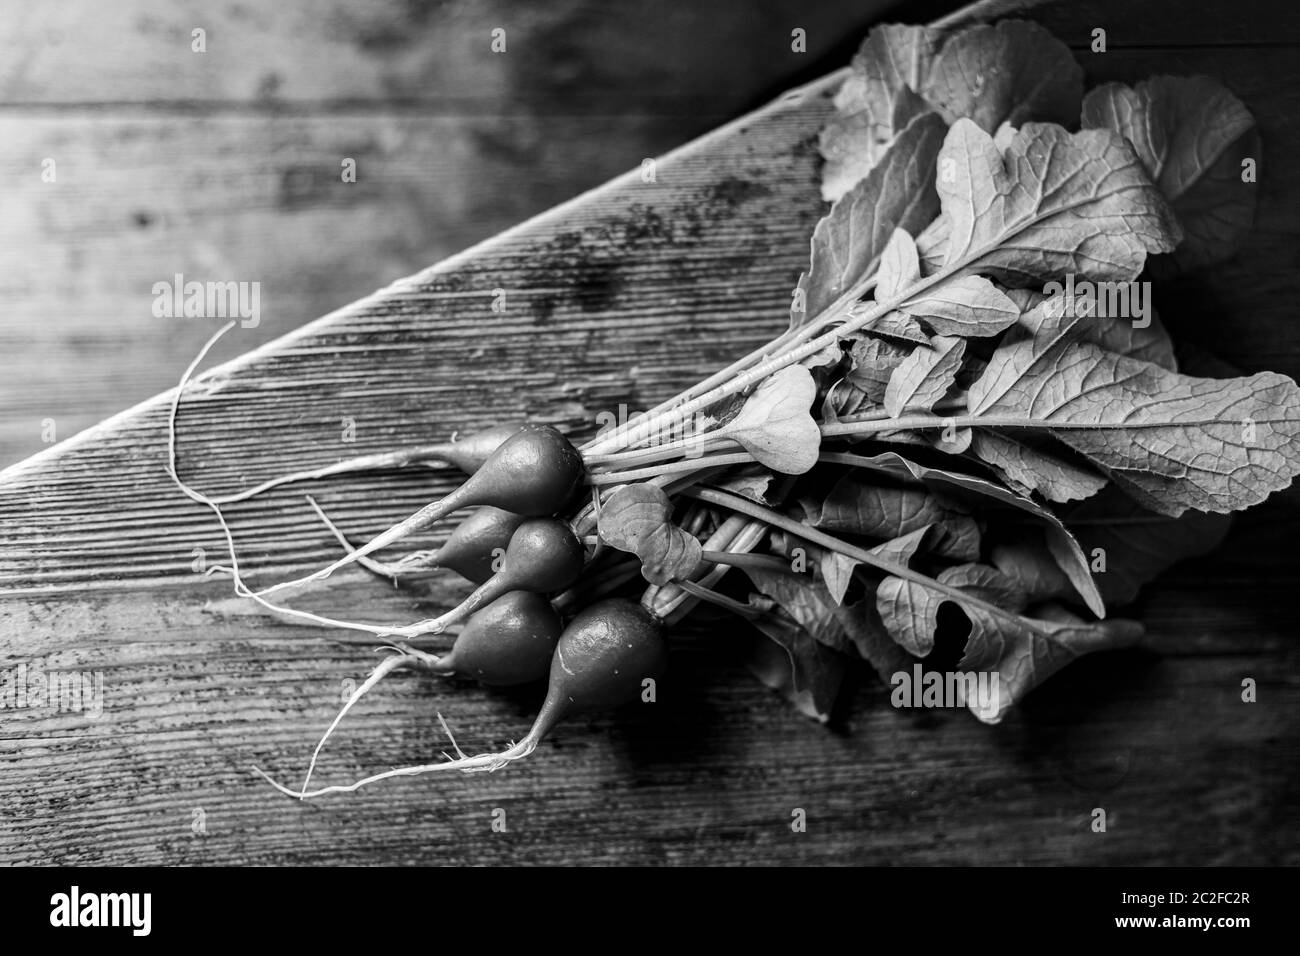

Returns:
1,0,1297,865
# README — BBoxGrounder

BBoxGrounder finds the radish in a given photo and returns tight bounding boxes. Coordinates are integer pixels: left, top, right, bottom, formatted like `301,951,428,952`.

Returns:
433,590,562,685
294,589,564,793
199,423,522,504
419,423,524,475
258,424,585,597
380,517,585,639
309,498,523,586
260,597,667,797
540,598,667,713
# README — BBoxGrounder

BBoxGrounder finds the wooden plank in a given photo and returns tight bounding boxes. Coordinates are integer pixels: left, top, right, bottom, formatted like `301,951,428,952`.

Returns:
0,112,703,467
0,0,890,107
0,0,899,470
2,0,1298,865
1,586,1294,864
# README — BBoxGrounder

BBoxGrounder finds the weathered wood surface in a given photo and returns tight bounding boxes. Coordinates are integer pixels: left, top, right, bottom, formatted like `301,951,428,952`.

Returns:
0,0,894,470
1,0,1298,865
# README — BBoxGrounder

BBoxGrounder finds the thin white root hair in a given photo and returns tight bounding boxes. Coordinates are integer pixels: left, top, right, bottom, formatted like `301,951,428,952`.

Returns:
251,498,441,599
201,446,448,505
305,495,438,584
301,650,426,794
165,323,461,641
437,712,468,760
172,325,539,801
255,715,540,799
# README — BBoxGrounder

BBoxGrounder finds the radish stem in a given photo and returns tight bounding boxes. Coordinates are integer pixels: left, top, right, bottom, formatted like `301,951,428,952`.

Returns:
583,276,882,456
588,451,756,485
676,580,762,619
683,486,1056,636
700,550,797,575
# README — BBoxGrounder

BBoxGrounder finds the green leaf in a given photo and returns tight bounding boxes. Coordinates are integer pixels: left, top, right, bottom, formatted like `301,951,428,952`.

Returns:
747,611,847,723
877,563,1026,656
1060,487,1233,607
823,451,1105,615
970,431,1108,503
958,603,1144,723
794,112,947,326
875,227,922,299
899,275,1019,336
598,484,702,585
1005,288,1177,371
990,533,1077,604
875,576,940,656
747,565,853,654
806,475,979,560
819,25,943,201
833,599,914,681
1082,76,1259,269
921,20,1082,137
714,466,774,505
820,20,1083,203
876,229,1019,336
821,524,930,604
967,318,1300,515
937,119,1181,285
719,365,820,475
861,308,931,344
884,334,965,416
825,337,911,418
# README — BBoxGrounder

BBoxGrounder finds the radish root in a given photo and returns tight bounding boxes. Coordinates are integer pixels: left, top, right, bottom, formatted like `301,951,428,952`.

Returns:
255,719,542,799
305,495,440,585
300,646,447,794
170,325,549,801
166,323,463,640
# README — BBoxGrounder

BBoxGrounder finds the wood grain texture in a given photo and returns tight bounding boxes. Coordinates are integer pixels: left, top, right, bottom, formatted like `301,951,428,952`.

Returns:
1,0,1298,865
0,0,895,469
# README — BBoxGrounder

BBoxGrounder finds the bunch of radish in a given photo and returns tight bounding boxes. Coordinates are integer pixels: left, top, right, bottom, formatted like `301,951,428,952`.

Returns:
167,19,1300,798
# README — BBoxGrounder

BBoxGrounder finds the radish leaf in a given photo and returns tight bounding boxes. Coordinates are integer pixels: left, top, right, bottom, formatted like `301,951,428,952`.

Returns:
899,274,1019,336
721,365,821,474
1060,487,1233,607
990,533,1078,604
1082,76,1259,270
821,451,1105,615
820,20,1082,203
747,610,846,723
806,475,980,560
1006,288,1177,370
937,119,1182,285
599,484,702,585
747,566,853,654
877,563,1026,657
958,603,1144,723
794,111,946,325
968,323,1300,515
821,524,931,604
819,24,943,201
970,431,1108,503
884,334,966,416
921,20,1082,135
